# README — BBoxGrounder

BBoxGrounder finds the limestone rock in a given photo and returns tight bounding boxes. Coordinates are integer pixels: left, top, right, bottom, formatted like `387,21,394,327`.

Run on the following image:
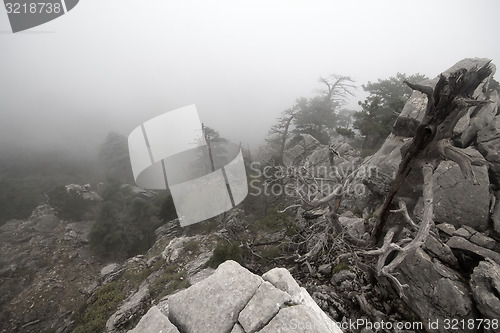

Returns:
447,236,500,265
262,267,302,297
493,191,500,233
238,281,291,333
338,216,365,239
100,263,121,278
433,157,490,230
470,259,500,320
423,235,458,268
283,134,321,166
393,90,428,137
259,305,335,333
470,233,496,250
436,223,456,236
167,260,262,333
263,267,342,333
477,138,500,187
454,228,471,238
161,236,196,263
127,306,179,333
454,90,499,147
106,282,150,331
397,248,476,332
230,323,245,333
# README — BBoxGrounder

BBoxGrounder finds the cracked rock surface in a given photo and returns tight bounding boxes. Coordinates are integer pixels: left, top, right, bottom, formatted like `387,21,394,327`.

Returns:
128,260,342,333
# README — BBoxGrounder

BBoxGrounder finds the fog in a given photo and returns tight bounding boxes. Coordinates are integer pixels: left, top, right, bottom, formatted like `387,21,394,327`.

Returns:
1,0,499,157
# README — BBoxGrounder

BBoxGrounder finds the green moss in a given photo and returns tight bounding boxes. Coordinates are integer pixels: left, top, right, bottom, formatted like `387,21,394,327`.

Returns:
150,265,190,301
331,262,349,275
73,282,125,333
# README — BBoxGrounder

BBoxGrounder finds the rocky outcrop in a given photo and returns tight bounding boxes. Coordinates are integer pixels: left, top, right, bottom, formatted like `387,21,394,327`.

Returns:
128,306,179,333
0,205,101,333
397,249,477,332
470,259,500,320
282,134,322,166
129,261,342,333
356,58,499,228
432,157,490,230
352,58,500,332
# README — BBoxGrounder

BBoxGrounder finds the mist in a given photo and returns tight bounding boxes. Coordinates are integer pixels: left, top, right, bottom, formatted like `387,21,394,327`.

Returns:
1,0,500,158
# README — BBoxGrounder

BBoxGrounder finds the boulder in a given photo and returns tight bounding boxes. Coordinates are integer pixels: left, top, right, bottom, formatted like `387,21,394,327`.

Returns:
338,216,365,239
477,113,500,187
134,261,344,333
259,305,334,333
393,90,428,137
127,306,179,333
100,263,122,283
283,134,321,166
454,90,499,147
167,260,262,333
263,267,342,333
238,281,291,333
493,191,500,233
432,156,490,230
436,223,456,236
470,259,500,320
447,236,500,265
106,282,150,331
397,248,476,332
423,235,458,268
262,267,303,297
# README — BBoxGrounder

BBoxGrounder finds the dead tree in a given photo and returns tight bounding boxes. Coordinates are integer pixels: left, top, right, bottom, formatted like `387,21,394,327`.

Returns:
266,108,296,165
366,62,493,295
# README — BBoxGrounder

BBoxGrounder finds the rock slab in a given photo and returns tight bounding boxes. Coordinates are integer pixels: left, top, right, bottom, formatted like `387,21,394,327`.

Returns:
167,260,262,333
128,306,179,333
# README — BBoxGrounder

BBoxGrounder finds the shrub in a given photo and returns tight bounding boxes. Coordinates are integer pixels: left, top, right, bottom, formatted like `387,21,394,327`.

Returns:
336,127,355,138
47,186,92,221
88,184,164,259
207,240,243,268
184,239,200,253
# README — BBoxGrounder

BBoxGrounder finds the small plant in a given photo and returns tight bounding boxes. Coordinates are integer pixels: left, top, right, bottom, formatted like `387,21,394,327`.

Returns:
150,265,190,300
331,262,349,275
251,209,293,233
184,239,200,253
73,282,124,333
207,240,243,268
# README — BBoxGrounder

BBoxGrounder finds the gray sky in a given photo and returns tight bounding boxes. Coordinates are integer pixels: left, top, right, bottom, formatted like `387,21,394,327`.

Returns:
1,0,499,154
